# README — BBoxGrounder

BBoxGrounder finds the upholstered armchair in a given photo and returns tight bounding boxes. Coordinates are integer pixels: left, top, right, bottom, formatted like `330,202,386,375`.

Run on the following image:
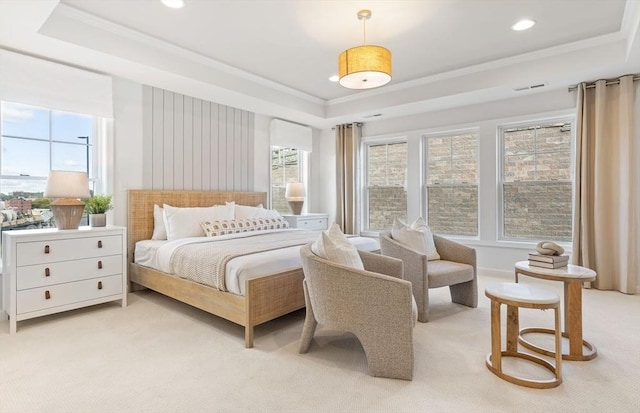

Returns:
299,243,417,381
379,233,477,323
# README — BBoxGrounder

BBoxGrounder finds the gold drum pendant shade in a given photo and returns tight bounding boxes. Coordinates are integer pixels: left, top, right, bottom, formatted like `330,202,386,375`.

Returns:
338,9,392,90
338,45,392,89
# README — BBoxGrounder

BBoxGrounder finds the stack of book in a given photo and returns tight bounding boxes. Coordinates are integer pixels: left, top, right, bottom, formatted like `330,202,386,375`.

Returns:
528,252,569,269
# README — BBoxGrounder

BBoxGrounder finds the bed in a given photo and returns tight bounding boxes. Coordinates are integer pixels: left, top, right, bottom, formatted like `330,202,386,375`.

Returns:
127,190,375,348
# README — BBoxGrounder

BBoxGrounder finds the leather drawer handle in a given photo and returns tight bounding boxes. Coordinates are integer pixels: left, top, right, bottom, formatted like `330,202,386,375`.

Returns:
45,290,51,300
98,261,103,269
44,245,50,254
45,268,50,277
98,281,103,290
98,240,103,248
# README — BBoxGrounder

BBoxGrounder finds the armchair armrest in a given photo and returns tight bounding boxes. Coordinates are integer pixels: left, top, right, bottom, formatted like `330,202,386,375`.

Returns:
359,250,403,279
433,235,476,270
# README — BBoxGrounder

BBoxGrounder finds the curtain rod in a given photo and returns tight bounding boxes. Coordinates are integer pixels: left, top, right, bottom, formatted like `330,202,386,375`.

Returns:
567,74,640,92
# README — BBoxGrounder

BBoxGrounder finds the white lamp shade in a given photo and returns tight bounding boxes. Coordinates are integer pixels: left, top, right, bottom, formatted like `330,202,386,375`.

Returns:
44,171,90,199
285,182,306,200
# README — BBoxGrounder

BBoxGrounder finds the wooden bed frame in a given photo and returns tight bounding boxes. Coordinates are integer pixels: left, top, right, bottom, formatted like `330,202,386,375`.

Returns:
127,190,305,348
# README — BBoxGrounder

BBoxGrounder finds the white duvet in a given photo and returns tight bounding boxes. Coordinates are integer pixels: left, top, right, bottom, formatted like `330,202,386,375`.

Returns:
134,229,379,296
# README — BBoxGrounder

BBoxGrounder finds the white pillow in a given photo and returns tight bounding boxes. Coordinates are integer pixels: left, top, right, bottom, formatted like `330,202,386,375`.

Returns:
151,204,167,240
391,217,440,261
163,203,235,240
230,202,283,220
312,223,364,270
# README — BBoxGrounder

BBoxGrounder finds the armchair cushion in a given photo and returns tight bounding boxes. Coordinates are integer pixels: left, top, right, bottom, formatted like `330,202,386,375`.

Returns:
312,223,364,270
426,260,474,289
391,217,440,261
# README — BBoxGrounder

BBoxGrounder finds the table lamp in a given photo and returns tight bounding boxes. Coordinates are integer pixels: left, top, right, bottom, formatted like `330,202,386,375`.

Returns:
44,170,91,229
285,182,305,215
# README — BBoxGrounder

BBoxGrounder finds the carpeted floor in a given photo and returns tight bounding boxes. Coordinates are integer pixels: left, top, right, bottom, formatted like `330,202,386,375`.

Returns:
1,271,638,413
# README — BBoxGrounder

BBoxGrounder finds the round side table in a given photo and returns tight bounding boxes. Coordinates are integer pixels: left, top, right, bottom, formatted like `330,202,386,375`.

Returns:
515,261,597,361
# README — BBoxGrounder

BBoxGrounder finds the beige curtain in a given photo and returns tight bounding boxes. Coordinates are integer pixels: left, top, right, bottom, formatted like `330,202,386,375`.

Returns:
572,75,639,294
336,123,361,234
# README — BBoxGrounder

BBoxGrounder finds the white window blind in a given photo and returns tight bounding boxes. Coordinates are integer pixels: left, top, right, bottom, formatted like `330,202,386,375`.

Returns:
270,119,312,152
0,50,113,118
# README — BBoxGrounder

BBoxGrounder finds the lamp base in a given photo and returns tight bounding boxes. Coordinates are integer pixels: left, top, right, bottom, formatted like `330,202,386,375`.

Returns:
288,200,304,215
51,199,85,230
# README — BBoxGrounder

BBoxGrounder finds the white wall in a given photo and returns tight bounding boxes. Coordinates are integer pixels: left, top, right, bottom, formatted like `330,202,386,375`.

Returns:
316,88,577,273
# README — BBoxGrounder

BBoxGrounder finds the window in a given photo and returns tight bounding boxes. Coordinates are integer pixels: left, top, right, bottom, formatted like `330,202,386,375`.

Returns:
0,101,96,232
423,131,478,236
364,140,407,231
499,119,573,241
270,146,308,214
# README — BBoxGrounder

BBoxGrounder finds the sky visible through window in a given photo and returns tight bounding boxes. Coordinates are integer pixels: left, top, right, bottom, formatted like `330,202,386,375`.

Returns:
1,101,92,196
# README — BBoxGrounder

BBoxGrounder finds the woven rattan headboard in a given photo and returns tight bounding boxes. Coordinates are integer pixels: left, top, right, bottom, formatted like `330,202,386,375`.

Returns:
127,190,267,263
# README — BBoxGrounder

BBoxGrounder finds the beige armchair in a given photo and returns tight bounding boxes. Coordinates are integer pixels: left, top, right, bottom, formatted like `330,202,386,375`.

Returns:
380,233,477,323
299,243,417,381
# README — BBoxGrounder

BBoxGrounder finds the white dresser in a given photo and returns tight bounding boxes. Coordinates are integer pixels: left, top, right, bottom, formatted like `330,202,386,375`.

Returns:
2,226,127,333
282,213,329,231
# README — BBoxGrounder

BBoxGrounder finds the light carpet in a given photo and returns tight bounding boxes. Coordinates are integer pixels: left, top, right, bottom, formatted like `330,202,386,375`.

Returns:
1,272,639,413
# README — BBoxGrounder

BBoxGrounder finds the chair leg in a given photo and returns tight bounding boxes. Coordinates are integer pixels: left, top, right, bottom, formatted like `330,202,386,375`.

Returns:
418,290,430,323
359,335,414,381
450,279,478,308
299,281,317,354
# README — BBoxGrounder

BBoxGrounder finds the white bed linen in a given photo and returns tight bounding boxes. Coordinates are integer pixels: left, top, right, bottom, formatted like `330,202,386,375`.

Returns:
134,229,379,296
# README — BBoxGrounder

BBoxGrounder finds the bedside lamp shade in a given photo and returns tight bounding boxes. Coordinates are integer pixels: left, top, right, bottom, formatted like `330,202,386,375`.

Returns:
44,171,90,230
285,182,306,215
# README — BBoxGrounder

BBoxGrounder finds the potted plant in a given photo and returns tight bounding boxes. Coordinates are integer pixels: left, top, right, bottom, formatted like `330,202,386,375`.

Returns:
84,194,113,227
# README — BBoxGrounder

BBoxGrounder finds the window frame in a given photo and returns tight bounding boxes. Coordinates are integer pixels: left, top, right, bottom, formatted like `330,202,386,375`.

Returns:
269,145,309,214
361,136,408,232
497,116,575,242
421,128,480,238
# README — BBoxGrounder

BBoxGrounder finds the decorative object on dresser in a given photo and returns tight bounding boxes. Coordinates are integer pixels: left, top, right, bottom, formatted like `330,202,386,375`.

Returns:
84,194,113,227
285,182,306,215
44,170,91,230
282,213,329,231
1,226,127,333
529,241,568,269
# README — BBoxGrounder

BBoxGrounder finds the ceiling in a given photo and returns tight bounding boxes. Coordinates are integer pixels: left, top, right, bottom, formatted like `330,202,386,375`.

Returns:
0,0,639,128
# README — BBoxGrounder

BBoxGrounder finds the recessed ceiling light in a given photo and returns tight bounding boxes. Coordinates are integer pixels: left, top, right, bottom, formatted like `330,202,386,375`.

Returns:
162,0,185,9
329,75,339,82
511,19,536,31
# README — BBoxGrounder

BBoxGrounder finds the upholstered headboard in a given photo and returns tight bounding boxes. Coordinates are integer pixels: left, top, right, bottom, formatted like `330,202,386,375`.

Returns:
127,190,267,263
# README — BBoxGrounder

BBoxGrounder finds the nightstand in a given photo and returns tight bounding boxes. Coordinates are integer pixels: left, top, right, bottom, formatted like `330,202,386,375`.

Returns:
282,213,329,231
2,226,127,333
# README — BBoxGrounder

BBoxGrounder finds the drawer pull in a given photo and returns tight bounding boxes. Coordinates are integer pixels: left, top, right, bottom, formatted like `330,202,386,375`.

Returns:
45,290,51,300
45,268,50,277
98,260,103,269
98,240,103,248
44,245,50,254
98,281,103,290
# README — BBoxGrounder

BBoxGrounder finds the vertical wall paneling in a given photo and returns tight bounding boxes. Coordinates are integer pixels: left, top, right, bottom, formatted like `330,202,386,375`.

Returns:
183,95,193,190
151,88,164,189
210,103,220,190
142,86,254,192
192,98,203,190
162,90,174,187
173,94,184,190
234,108,243,190
142,87,153,189
218,106,228,190
202,100,211,191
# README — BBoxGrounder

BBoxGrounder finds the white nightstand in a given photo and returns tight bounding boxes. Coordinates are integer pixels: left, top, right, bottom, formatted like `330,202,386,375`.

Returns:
282,213,329,231
2,226,127,333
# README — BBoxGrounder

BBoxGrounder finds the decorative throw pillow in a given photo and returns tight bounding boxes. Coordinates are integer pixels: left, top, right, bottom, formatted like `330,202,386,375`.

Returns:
163,203,235,240
391,217,440,261
151,204,167,240
201,217,289,237
311,223,364,270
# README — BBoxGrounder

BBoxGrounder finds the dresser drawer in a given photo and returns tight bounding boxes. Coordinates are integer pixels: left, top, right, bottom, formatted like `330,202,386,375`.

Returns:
17,255,123,290
17,274,123,315
17,235,122,265
297,217,328,230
